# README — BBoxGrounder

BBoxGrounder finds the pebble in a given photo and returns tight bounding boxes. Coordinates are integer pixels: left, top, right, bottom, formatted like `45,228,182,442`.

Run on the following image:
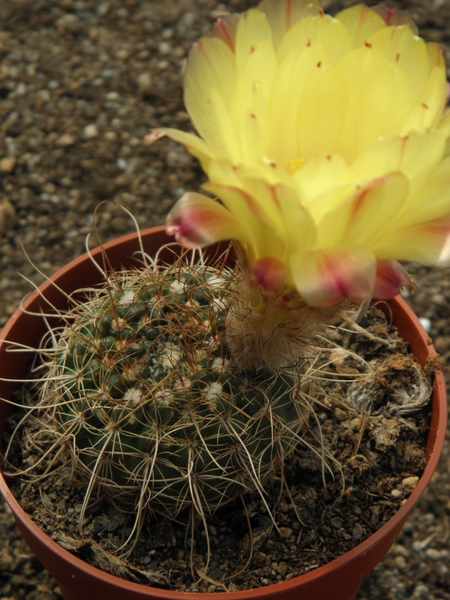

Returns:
0,198,16,233
351,523,363,539
137,72,153,94
412,534,436,552
0,157,16,173
419,317,432,332
349,417,361,431
331,518,343,529
334,407,347,421
56,14,82,34
433,334,450,353
276,562,289,576
412,583,430,598
394,555,406,568
432,293,446,305
83,124,99,139
425,548,449,560
401,476,419,491
56,134,76,147
208,568,224,580
109,216,132,233
14,82,27,96
159,41,173,55
392,544,410,557
104,131,118,141
278,527,293,538
98,2,110,16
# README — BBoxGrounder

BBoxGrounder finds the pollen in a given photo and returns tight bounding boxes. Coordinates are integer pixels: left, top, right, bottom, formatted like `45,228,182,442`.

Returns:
289,157,306,173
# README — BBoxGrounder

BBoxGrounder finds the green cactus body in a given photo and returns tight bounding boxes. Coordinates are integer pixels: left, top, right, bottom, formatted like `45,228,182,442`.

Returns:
38,259,308,521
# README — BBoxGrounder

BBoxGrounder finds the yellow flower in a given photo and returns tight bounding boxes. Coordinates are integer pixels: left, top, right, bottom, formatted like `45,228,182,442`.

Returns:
148,0,450,306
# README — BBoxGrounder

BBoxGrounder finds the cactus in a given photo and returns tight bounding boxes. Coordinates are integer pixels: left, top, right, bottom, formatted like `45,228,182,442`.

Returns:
28,249,310,541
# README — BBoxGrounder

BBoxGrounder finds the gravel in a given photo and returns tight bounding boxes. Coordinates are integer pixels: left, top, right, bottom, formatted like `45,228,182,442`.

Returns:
0,0,449,598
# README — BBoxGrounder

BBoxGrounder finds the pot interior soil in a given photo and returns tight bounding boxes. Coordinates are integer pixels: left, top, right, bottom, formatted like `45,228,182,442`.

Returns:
3,301,432,593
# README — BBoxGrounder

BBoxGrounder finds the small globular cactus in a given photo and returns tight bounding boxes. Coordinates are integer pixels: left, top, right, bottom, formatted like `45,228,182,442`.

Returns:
33,252,309,533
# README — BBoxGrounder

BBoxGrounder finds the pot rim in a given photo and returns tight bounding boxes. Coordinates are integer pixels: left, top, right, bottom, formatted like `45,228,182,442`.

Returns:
0,226,447,599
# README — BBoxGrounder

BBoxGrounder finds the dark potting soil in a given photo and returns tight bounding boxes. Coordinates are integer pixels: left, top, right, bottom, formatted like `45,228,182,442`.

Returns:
4,304,433,593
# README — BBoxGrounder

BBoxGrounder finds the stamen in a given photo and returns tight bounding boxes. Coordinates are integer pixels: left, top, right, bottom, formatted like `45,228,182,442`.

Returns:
290,157,306,173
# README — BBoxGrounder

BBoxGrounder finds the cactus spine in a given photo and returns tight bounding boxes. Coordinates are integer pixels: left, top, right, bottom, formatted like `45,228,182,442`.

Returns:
26,248,310,543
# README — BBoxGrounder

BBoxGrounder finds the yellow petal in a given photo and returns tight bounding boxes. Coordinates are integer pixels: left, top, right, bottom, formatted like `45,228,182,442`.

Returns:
252,257,287,291
366,25,429,105
243,178,316,254
201,87,243,159
427,40,445,70
374,260,411,299
234,8,274,72
438,105,450,158
290,247,376,305
372,217,450,266
401,65,447,133
438,107,450,139
352,63,411,156
335,4,386,47
166,192,252,249
184,37,238,156
336,45,389,159
277,13,352,65
257,0,323,49
202,181,285,260
230,39,278,161
203,158,243,187
370,6,418,33
273,182,317,254
158,0,450,306
206,14,240,51
294,153,353,218
145,128,214,172
203,179,277,227
266,43,326,166
351,130,446,195
316,171,409,248
185,36,236,105
390,156,450,228
296,63,349,159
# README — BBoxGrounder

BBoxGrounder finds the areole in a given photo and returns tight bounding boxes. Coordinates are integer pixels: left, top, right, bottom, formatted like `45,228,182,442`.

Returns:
0,227,446,600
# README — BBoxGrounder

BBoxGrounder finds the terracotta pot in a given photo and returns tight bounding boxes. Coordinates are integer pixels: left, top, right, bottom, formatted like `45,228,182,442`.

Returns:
0,227,447,600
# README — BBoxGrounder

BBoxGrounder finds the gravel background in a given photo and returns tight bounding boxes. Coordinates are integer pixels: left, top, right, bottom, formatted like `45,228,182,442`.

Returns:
0,0,449,598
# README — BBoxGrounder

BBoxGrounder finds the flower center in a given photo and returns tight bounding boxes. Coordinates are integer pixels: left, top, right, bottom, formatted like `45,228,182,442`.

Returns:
289,158,306,173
